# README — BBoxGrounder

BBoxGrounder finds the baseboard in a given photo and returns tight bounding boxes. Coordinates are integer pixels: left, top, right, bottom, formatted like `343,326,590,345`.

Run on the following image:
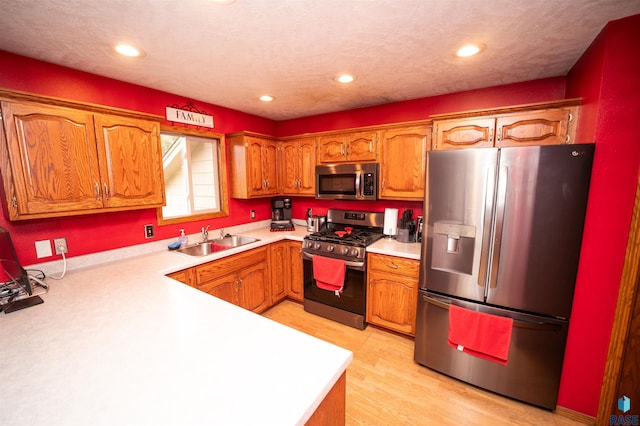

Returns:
555,406,595,425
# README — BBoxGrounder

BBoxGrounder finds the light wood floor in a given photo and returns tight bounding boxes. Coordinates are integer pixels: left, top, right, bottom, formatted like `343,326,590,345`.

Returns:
263,300,589,426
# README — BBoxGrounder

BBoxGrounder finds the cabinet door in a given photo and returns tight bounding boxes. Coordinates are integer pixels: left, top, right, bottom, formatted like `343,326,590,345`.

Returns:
198,273,239,305
317,135,347,163
167,268,195,286
279,142,299,194
297,138,316,195
246,137,267,196
347,131,378,162
238,261,270,313
1,101,103,215
262,140,279,195
94,114,164,208
269,241,288,305
379,125,429,200
287,241,303,301
496,108,575,147
367,269,418,336
433,117,495,150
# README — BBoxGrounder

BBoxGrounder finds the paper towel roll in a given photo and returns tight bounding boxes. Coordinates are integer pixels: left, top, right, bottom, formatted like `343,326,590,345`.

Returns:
383,208,398,236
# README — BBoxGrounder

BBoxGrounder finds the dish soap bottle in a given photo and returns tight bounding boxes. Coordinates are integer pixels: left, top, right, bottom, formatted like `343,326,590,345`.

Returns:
178,229,188,247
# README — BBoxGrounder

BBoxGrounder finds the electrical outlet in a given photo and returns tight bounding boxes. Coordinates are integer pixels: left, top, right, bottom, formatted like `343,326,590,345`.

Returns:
144,224,154,239
250,210,255,220
53,238,68,255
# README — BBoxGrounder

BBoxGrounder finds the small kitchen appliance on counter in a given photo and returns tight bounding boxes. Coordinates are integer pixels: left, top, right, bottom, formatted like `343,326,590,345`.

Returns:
270,198,294,231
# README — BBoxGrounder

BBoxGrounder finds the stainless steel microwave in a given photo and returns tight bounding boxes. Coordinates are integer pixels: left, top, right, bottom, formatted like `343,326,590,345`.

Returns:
315,163,379,200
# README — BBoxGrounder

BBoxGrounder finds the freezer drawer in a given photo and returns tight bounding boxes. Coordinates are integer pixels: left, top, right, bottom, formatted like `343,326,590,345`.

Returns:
414,291,569,410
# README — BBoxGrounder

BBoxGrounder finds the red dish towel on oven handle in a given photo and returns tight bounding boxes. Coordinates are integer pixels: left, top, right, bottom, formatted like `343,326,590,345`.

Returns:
312,255,346,296
448,304,514,365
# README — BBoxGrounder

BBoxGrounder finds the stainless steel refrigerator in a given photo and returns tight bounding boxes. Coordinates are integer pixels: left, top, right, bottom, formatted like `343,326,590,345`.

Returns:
414,144,594,410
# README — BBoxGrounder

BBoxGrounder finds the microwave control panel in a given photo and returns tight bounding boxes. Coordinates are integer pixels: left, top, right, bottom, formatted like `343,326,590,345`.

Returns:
363,173,375,196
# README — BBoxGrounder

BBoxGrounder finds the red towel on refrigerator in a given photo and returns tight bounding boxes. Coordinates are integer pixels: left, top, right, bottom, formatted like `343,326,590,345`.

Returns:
448,304,514,365
312,255,346,294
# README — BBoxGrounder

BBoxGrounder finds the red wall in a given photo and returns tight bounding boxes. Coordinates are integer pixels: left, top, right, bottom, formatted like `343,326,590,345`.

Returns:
559,14,640,416
2,21,636,417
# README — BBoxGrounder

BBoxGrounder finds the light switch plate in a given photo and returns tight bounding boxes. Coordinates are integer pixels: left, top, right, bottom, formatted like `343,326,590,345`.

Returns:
35,240,53,258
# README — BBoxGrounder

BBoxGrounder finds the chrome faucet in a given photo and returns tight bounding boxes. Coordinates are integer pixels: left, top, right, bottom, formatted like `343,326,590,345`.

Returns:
220,228,225,239
201,225,210,242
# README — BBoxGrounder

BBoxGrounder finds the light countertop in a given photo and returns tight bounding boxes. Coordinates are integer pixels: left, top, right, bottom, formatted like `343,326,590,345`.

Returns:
1,221,420,425
0,224,350,426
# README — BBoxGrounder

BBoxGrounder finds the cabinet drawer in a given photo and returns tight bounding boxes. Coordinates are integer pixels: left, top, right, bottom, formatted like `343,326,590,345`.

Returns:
368,253,419,277
196,247,267,284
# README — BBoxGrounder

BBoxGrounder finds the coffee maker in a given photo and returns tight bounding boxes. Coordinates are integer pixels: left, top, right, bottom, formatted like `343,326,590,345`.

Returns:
270,198,294,231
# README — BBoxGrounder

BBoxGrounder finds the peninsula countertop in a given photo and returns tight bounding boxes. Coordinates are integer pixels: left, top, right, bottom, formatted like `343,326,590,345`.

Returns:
0,225,351,426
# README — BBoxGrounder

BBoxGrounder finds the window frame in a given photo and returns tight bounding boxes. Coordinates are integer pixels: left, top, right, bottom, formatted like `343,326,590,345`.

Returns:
156,125,229,226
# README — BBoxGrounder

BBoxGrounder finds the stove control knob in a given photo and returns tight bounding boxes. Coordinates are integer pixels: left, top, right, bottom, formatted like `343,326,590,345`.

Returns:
327,245,335,252
351,248,360,257
314,243,322,250
342,247,350,255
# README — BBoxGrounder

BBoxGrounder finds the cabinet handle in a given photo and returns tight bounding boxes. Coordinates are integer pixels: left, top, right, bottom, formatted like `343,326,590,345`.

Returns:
341,145,345,155
381,179,385,191
103,183,109,201
386,264,400,269
565,134,571,144
369,141,373,152
95,182,101,200
496,127,502,144
489,128,494,144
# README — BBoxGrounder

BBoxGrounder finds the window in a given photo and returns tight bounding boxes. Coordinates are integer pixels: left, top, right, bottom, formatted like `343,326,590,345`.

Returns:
157,127,228,225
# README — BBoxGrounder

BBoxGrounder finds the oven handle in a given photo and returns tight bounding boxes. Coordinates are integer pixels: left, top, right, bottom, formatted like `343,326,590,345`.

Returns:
302,251,365,269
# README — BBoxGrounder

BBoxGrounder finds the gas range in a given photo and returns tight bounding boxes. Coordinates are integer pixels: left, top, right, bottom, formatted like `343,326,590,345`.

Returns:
302,209,385,263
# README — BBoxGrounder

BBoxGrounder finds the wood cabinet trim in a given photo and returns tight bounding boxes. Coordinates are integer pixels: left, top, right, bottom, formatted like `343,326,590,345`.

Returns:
428,98,581,121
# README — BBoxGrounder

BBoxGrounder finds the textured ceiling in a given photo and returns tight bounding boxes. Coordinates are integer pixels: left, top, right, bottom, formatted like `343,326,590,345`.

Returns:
0,0,638,120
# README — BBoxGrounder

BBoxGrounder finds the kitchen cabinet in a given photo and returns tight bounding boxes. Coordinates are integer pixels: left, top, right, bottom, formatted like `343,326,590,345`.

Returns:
166,268,195,287
379,124,430,200
0,94,165,220
194,246,271,313
317,130,378,163
431,100,580,151
269,241,288,305
367,253,419,336
279,137,316,196
287,240,303,301
228,132,279,198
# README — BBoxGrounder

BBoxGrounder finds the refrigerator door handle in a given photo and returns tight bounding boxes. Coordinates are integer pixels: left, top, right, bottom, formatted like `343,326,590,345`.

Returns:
488,165,509,289
478,166,496,287
421,293,564,331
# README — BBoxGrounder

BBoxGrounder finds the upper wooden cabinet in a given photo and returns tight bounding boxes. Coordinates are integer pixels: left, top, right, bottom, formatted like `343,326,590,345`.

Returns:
379,124,430,200
228,132,279,198
431,100,580,151
317,130,378,163
279,137,316,196
0,93,165,220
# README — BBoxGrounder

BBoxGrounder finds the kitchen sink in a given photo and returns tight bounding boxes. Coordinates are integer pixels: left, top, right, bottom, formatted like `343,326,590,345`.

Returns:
176,235,260,256
214,235,259,247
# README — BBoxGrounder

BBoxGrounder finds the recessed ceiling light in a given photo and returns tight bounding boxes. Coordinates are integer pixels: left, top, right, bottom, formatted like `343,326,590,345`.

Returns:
336,74,355,84
209,0,236,3
456,44,484,57
259,95,274,102
114,44,144,58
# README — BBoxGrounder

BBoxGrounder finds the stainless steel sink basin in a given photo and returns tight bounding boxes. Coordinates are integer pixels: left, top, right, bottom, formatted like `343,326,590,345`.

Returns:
176,235,260,256
214,235,259,247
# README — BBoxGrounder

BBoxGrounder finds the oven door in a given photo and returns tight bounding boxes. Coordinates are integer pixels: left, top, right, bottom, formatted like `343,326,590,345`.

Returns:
302,253,367,329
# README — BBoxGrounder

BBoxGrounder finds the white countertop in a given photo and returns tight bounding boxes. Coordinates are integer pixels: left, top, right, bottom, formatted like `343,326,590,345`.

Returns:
1,222,420,425
0,224,351,426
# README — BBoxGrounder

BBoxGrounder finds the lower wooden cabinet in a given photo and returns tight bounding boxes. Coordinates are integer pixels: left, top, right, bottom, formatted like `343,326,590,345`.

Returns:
186,246,271,314
366,253,420,336
286,241,303,302
166,268,195,287
269,241,288,305
166,241,305,313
